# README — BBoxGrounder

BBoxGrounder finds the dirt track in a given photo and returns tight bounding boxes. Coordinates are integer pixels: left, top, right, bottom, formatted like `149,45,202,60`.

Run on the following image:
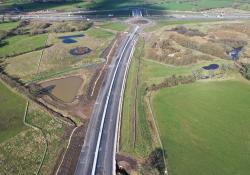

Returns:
53,123,88,175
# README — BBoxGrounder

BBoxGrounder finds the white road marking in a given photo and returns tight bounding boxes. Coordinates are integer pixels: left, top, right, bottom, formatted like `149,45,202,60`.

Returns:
91,26,139,175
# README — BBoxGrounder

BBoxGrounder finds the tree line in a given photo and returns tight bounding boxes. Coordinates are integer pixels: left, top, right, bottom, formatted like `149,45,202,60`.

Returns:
147,74,196,92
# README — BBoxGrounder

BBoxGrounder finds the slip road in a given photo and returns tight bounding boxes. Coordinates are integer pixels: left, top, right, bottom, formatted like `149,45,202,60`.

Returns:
74,26,139,175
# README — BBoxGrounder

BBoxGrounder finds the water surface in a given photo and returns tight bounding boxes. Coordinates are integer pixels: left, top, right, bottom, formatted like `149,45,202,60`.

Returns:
202,64,219,70
58,34,84,44
41,76,83,103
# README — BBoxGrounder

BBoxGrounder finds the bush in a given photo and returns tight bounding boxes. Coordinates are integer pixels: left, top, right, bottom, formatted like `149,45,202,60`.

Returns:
170,26,206,37
49,21,93,33
147,74,196,91
30,28,46,35
240,63,250,80
0,30,7,40
143,148,166,175
19,20,30,28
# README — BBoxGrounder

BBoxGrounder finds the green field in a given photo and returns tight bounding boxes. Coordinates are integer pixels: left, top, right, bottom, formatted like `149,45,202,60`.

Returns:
85,27,115,39
150,0,236,11
0,1,90,12
120,19,250,175
0,80,68,174
120,37,231,158
0,34,47,58
1,0,250,12
152,80,250,175
99,22,128,32
142,58,231,84
0,22,19,32
0,80,26,143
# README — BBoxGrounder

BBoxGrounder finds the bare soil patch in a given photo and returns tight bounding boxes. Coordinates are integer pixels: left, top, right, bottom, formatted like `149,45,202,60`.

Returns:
116,153,137,174
53,122,89,175
69,47,92,56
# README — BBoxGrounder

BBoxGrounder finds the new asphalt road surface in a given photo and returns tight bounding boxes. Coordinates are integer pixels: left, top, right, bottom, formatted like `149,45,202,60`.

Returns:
74,26,139,175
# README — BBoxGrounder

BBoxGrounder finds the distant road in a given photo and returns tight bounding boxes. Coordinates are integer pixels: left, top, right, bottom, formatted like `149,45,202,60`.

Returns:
74,26,138,175
2,7,250,21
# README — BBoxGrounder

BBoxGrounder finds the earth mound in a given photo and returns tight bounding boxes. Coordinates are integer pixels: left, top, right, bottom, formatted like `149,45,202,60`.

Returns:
70,47,92,56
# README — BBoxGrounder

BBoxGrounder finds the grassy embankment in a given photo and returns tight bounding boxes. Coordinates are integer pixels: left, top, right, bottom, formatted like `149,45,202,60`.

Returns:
152,80,250,175
0,80,68,175
3,25,116,83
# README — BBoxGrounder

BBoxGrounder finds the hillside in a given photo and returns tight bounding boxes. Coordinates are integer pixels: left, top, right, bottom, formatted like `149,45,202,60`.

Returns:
1,0,250,12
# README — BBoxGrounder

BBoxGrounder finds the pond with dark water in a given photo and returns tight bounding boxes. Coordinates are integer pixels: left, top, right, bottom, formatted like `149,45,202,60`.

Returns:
228,47,242,60
202,64,219,70
58,34,84,44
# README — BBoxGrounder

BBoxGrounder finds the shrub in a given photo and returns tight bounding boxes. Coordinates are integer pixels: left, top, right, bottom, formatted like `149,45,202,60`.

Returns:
170,26,206,37
143,148,166,175
240,63,250,80
0,30,7,40
147,74,196,91
49,21,93,33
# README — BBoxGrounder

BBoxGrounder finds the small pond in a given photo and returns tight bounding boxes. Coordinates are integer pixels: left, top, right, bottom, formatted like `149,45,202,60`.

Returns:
58,34,84,44
228,47,242,60
202,64,219,70
70,47,92,56
40,76,83,103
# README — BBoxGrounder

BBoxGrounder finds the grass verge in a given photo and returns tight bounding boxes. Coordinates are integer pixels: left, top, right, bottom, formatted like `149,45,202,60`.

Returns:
120,38,152,158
